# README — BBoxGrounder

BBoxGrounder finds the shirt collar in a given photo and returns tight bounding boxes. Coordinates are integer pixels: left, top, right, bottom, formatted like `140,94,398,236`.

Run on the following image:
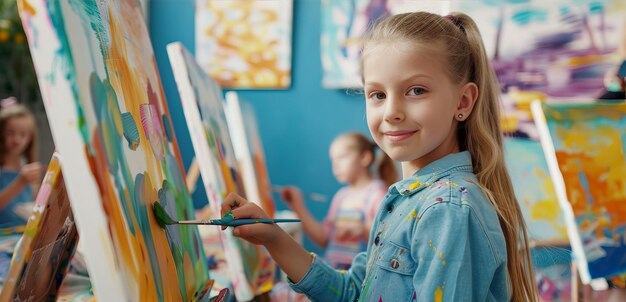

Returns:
390,151,474,196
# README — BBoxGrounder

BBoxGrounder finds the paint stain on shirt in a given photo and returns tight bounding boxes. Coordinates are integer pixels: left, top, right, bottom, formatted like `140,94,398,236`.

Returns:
434,287,443,302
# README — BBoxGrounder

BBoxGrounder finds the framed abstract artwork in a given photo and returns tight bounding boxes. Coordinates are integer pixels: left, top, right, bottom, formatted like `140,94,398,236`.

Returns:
195,0,293,89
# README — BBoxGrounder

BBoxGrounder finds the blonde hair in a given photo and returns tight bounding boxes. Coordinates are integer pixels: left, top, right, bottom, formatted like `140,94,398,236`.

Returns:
0,101,38,165
362,12,537,302
335,132,397,187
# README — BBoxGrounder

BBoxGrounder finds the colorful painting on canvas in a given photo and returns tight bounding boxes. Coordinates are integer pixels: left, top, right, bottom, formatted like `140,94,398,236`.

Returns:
225,92,275,218
195,0,293,89
0,152,78,302
321,0,626,97
504,137,567,243
18,0,210,300
533,101,626,284
167,42,274,301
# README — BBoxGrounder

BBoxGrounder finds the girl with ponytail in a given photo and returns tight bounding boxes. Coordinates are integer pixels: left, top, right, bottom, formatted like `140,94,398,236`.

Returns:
218,11,537,302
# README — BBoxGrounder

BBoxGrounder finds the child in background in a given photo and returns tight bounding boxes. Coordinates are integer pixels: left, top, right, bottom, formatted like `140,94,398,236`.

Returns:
280,132,397,269
221,11,537,302
0,97,42,228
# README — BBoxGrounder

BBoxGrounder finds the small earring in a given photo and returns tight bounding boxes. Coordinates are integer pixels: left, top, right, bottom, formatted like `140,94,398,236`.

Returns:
457,113,464,120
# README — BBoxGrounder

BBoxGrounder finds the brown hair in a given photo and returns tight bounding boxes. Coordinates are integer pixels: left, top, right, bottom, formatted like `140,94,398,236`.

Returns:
0,101,38,165
335,132,397,187
362,12,537,302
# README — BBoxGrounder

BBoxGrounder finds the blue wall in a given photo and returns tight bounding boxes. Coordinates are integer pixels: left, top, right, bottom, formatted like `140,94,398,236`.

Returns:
150,0,368,254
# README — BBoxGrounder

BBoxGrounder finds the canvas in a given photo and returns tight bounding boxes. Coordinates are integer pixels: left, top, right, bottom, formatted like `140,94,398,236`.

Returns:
321,0,625,96
224,91,275,218
532,100,626,288
0,152,78,302
504,137,568,243
195,0,293,89
167,42,274,301
18,0,210,300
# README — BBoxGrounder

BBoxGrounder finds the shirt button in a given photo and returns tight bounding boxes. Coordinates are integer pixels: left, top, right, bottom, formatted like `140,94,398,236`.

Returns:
390,259,399,269
374,234,381,245
403,189,410,194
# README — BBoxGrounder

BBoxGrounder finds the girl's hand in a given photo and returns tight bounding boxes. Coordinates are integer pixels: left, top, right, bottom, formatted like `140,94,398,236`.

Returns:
221,192,282,246
279,186,305,211
20,162,42,184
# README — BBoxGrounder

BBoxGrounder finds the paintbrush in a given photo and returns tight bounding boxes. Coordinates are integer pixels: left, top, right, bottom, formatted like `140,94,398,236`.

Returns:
152,202,300,229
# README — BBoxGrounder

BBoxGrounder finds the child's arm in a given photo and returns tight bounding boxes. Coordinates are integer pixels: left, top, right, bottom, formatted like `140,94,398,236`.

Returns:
280,187,329,248
0,176,29,209
222,192,313,281
0,162,41,209
221,193,365,301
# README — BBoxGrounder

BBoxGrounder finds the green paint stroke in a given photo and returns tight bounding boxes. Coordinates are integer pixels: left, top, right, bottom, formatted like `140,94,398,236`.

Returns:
328,286,340,295
134,174,165,301
47,1,90,146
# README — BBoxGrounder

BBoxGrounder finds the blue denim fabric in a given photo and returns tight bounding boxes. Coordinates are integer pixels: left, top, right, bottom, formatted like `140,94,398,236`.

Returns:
290,151,511,301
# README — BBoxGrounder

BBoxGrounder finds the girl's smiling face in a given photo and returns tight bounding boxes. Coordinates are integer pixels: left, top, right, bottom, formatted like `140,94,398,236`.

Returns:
363,41,474,175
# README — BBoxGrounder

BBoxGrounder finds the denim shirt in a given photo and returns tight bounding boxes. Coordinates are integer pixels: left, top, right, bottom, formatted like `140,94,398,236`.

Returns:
290,151,510,301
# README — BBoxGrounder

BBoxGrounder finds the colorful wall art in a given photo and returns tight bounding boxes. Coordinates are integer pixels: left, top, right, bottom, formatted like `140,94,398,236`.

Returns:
195,0,293,89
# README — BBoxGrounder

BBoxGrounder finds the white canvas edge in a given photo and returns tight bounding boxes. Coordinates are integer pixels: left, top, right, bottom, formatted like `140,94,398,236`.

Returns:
224,92,262,208
166,42,255,301
19,0,128,299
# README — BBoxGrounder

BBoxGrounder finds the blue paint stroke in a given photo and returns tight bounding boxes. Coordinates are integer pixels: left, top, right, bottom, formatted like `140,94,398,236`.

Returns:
121,112,140,150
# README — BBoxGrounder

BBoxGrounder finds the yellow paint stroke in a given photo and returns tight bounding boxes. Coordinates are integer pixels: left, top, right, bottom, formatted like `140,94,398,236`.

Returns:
19,0,36,15
552,121,626,232
105,8,164,185
409,178,422,190
434,287,443,302
91,135,155,300
406,210,417,222
98,7,191,300
530,199,560,221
